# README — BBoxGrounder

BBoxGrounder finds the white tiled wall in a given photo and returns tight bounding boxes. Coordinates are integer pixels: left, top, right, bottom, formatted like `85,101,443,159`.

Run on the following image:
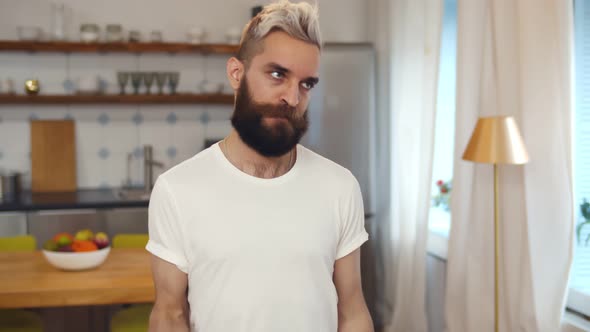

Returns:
0,0,370,189
0,52,233,189
0,0,370,43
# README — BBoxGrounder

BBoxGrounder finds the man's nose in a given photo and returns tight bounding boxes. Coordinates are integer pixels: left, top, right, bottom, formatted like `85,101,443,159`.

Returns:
280,80,300,107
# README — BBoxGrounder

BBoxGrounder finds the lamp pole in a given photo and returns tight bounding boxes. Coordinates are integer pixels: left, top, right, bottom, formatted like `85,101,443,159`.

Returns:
494,163,499,332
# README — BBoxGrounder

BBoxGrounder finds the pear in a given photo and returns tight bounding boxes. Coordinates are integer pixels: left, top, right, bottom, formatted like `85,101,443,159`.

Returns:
43,239,59,251
75,229,94,241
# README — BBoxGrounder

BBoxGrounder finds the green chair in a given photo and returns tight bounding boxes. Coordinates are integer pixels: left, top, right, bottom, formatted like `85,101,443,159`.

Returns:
0,235,43,332
110,234,152,332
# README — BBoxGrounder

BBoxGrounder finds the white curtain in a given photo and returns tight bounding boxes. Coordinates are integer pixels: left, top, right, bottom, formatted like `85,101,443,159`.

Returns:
382,0,443,331
445,1,574,331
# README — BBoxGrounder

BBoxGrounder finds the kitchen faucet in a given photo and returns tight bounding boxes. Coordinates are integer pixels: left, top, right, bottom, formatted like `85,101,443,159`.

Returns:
143,145,163,192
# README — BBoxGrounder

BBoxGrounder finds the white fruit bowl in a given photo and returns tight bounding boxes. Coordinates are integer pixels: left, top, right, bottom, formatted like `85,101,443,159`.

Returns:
42,246,111,271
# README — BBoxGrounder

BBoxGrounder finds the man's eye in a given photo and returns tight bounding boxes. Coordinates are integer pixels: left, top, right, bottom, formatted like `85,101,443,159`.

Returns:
301,82,315,90
270,71,284,79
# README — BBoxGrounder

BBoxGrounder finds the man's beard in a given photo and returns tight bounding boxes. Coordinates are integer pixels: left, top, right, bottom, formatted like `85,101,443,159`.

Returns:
231,77,309,157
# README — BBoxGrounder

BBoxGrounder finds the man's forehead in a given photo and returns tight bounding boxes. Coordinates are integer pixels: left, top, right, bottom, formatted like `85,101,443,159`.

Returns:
250,31,320,76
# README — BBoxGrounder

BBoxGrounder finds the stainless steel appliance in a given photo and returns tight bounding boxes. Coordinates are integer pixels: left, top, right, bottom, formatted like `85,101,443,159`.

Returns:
0,172,23,202
302,43,379,322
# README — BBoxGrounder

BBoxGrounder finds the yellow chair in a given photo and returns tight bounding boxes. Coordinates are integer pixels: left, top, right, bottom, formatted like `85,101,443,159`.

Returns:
112,234,149,249
110,234,152,332
0,235,43,332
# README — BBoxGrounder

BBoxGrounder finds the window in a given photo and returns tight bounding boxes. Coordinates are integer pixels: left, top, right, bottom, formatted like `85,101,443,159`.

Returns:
429,0,457,238
569,0,590,318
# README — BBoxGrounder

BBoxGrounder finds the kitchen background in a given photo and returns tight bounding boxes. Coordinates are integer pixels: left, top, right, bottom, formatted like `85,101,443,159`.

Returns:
0,0,370,189
0,1,449,331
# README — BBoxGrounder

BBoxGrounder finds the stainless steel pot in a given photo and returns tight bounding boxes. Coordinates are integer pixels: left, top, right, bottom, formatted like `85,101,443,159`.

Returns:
0,172,23,202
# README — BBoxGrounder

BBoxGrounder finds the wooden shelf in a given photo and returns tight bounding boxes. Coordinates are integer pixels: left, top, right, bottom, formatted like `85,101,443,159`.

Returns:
0,40,239,54
0,93,234,105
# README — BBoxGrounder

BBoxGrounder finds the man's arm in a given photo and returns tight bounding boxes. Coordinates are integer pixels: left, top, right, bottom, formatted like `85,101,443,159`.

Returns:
334,247,374,332
148,255,190,332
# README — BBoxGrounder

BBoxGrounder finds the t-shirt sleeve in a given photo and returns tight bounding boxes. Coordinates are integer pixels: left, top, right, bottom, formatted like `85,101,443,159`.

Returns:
336,174,369,260
145,177,189,273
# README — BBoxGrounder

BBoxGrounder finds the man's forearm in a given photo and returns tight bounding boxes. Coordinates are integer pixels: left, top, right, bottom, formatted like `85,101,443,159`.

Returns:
149,306,190,332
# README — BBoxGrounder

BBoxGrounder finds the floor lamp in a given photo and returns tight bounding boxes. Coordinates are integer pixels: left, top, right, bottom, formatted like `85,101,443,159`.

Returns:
462,116,529,332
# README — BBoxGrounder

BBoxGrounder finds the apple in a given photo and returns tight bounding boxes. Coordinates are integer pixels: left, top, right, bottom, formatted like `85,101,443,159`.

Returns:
94,232,110,249
57,244,73,252
53,233,73,247
52,232,73,241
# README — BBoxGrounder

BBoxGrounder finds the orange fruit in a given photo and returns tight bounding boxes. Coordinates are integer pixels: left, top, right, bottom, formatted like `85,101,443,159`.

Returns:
72,240,98,252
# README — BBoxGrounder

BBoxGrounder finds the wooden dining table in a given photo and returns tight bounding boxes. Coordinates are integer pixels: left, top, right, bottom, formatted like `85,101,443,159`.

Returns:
0,248,155,309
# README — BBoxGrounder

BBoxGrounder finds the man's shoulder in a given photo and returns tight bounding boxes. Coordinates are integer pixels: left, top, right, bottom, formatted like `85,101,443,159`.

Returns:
158,143,219,185
299,145,357,185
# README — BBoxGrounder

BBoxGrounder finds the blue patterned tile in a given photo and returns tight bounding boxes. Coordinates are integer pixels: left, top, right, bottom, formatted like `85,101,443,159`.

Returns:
199,112,210,125
29,113,39,121
166,112,178,125
62,79,75,94
99,181,110,190
98,147,110,160
166,146,177,159
133,146,143,159
97,113,110,126
132,112,144,126
63,113,74,120
98,79,108,92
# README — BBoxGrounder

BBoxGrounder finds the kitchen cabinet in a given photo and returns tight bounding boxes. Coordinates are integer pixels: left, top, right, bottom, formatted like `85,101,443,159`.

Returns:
0,212,28,236
27,209,103,248
103,208,148,238
26,207,148,249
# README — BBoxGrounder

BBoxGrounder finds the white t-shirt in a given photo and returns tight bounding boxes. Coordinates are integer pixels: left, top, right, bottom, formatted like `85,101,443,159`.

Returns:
146,142,369,332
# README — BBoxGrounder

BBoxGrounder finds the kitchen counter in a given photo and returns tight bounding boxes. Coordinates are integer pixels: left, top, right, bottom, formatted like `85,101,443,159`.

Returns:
0,188,149,212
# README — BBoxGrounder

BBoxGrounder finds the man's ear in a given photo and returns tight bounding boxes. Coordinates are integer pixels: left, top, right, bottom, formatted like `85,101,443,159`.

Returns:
227,57,244,90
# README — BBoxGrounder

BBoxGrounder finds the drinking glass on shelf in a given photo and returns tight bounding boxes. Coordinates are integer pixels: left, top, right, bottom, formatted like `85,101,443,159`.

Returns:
155,72,168,94
51,3,68,41
117,72,129,94
150,31,163,42
167,72,180,94
143,72,155,94
130,72,143,94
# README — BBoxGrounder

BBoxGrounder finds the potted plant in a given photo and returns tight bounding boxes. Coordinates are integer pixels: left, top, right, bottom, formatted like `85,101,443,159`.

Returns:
577,198,590,246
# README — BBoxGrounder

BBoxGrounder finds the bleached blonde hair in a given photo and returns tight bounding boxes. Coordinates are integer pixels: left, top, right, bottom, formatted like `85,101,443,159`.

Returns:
237,0,322,64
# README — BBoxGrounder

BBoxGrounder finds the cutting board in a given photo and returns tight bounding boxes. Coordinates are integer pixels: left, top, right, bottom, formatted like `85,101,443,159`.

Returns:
30,120,77,192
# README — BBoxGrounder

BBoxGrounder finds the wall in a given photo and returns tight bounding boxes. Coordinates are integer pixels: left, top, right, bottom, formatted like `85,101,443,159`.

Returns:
0,0,369,43
0,0,370,189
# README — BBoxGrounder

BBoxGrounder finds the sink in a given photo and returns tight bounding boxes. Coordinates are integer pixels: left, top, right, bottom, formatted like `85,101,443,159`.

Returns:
116,188,151,201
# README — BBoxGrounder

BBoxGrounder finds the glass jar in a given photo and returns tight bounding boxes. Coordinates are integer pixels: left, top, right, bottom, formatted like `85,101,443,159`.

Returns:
106,24,123,42
80,24,100,43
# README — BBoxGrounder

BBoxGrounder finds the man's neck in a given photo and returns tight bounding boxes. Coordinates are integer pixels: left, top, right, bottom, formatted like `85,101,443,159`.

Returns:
222,130,295,179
